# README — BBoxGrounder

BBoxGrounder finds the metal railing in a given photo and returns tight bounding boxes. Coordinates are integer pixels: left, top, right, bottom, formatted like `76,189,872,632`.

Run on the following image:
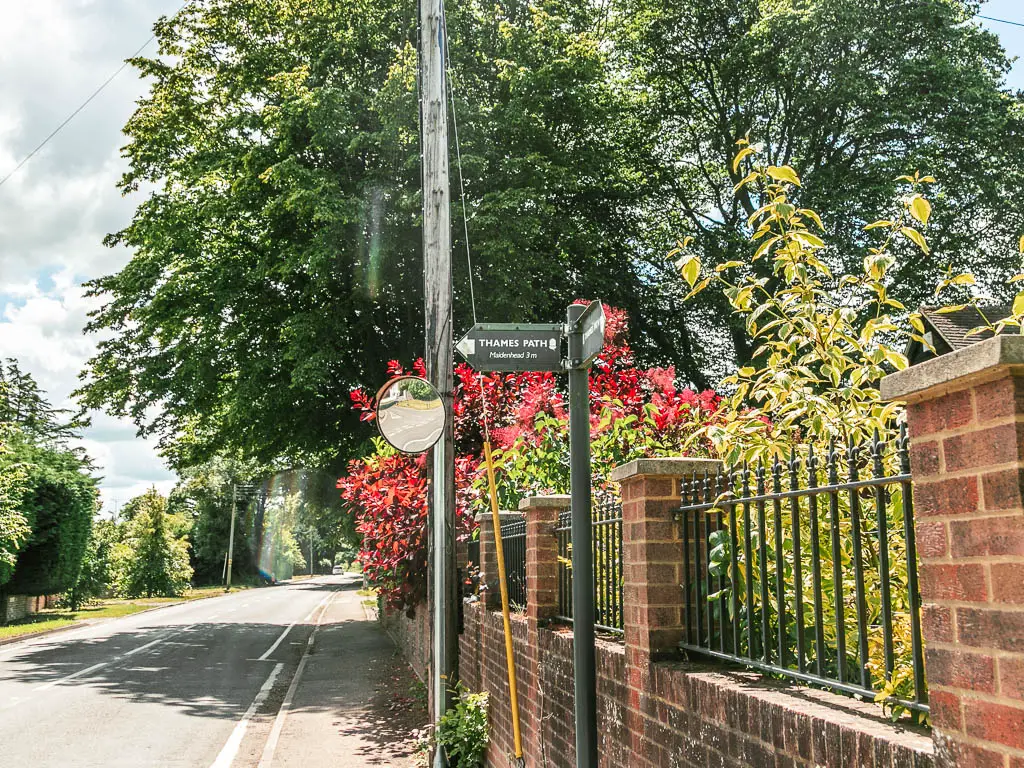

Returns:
500,517,527,610
677,426,927,715
555,494,624,634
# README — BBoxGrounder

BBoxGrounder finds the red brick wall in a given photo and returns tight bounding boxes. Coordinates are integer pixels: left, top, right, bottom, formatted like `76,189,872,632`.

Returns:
456,603,933,768
902,370,1024,767
381,603,431,682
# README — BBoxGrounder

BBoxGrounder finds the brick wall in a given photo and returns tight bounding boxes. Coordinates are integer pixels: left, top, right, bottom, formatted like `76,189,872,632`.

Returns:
883,336,1024,768
381,602,431,682
389,480,935,768
382,337,1024,767
0,594,45,624
458,602,933,768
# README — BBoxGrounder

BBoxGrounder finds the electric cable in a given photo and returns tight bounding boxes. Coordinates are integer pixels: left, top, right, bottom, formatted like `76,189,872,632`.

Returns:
978,14,1024,29
440,0,490,440
442,3,478,329
0,2,191,190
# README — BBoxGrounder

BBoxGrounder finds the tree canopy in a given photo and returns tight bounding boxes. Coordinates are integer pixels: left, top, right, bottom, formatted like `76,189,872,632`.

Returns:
0,362,97,597
79,0,643,473
79,0,1024,471
618,0,1024,383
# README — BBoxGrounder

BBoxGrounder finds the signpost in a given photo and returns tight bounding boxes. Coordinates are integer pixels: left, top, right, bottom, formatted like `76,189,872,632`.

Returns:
455,323,564,372
456,302,604,768
574,300,606,369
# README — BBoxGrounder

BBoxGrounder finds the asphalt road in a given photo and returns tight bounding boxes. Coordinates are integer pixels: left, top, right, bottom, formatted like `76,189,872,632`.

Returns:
377,405,443,453
0,575,422,768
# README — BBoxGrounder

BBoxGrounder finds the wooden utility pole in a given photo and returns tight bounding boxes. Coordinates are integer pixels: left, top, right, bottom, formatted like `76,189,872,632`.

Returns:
420,0,457,764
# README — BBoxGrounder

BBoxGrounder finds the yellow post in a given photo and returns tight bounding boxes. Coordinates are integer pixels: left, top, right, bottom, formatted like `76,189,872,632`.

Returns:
483,440,523,761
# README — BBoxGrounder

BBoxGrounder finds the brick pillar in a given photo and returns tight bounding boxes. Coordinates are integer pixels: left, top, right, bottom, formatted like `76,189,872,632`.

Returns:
882,335,1024,768
611,457,721,763
519,495,569,768
475,510,524,610
522,495,567,625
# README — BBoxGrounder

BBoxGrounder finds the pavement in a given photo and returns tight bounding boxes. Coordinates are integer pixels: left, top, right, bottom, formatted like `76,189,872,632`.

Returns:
0,575,427,767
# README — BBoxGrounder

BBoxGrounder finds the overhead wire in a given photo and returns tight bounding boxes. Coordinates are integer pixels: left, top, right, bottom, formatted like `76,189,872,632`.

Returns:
978,14,1024,29
438,6,522,763
440,0,491,440
0,2,190,190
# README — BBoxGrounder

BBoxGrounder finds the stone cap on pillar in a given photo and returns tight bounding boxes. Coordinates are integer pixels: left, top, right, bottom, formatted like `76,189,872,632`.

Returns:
610,456,722,483
518,494,571,511
474,510,523,524
881,335,1024,403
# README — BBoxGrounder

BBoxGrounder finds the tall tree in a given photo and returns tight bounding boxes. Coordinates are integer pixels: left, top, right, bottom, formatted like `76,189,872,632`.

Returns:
123,488,193,598
2,436,97,598
169,454,266,583
617,0,1024,383
0,430,29,590
79,0,1024,461
0,359,85,447
0,363,97,601
77,0,647,472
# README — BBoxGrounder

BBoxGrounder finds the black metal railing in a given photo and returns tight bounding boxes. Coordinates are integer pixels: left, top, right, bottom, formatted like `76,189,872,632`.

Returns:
677,426,927,716
500,516,527,610
555,494,624,634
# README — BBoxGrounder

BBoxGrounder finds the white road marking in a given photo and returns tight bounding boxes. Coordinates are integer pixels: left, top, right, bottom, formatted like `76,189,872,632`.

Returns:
1,626,193,710
257,590,338,768
256,591,332,662
209,662,284,768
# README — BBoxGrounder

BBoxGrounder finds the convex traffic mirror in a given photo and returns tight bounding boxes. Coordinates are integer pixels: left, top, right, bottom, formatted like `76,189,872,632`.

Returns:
375,376,446,453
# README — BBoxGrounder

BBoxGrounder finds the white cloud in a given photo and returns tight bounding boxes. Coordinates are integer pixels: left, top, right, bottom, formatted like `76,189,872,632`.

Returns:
0,278,177,511
0,0,183,509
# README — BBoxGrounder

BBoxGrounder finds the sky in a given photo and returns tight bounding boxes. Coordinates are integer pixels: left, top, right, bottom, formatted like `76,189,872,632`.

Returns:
0,1,1023,513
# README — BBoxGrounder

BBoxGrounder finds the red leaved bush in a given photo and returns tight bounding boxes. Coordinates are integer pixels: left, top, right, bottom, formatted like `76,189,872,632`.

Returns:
338,304,721,609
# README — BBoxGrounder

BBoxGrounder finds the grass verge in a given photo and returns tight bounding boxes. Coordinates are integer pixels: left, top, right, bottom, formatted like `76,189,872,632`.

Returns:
0,584,253,641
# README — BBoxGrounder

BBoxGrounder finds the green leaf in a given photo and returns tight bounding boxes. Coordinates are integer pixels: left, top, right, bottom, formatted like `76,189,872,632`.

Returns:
900,226,930,254
909,196,931,225
1013,291,1024,318
732,146,755,173
715,260,745,272
680,255,701,287
766,165,801,186
733,171,759,192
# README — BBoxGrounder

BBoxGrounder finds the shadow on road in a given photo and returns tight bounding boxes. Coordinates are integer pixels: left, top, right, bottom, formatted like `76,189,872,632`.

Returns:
0,581,427,765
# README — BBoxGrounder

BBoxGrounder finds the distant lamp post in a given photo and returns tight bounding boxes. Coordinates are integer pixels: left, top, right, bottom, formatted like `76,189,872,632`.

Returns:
226,482,258,591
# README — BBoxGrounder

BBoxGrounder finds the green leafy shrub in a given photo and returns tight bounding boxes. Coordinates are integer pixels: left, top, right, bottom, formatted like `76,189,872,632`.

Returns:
0,429,30,588
675,142,940,722
64,519,120,609
436,686,489,768
119,489,193,598
3,439,96,597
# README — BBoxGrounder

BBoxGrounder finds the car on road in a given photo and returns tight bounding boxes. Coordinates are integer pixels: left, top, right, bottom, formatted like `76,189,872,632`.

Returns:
332,564,344,575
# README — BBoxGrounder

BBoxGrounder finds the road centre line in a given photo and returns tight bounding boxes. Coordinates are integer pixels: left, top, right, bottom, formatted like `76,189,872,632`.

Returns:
256,590,333,662
209,662,284,768
256,590,339,768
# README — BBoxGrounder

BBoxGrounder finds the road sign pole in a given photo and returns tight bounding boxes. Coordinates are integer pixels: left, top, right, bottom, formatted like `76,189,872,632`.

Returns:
566,303,598,768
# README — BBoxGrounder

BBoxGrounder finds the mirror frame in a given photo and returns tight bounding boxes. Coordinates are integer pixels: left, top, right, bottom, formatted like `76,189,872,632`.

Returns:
374,375,446,454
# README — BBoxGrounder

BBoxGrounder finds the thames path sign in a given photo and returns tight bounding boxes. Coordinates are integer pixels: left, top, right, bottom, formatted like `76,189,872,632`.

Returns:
455,303,604,768
455,323,564,372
